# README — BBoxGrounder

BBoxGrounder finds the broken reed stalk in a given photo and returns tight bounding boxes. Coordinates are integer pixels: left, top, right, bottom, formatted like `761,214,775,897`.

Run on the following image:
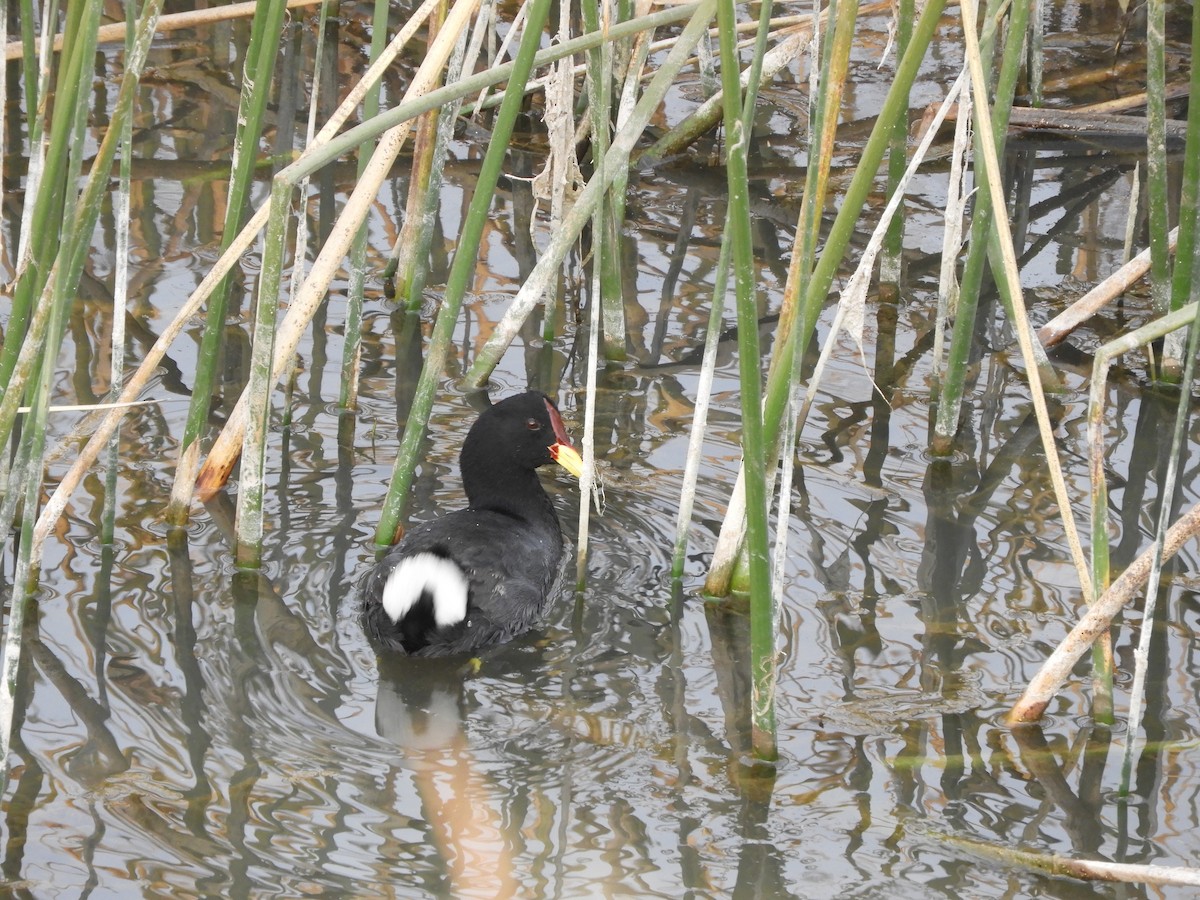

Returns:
1037,228,1179,347
996,105,1189,139
938,831,1200,887
1,0,323,61
1011,302,1200,724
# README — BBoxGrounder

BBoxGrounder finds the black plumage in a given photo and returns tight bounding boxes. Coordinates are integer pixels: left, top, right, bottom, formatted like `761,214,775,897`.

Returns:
361,392,583,656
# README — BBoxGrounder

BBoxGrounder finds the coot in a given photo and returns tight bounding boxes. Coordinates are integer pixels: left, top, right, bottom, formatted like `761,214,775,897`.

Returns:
361,392,583,656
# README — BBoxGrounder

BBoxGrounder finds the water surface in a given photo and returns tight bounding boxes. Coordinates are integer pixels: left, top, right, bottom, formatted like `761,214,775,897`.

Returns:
4,2,1200,897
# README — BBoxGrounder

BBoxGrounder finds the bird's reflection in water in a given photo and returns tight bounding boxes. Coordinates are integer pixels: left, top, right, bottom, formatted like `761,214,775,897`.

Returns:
374,654,518,899
374,655,470,751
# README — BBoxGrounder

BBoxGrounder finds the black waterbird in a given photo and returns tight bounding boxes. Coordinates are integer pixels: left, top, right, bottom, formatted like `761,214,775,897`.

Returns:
361,392,584,656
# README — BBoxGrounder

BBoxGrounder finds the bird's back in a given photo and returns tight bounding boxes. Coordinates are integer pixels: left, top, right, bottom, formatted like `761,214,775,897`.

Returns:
362,507,564,656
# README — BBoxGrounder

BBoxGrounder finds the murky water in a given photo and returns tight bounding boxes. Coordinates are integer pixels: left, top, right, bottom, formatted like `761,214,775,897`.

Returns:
5,1,1200,897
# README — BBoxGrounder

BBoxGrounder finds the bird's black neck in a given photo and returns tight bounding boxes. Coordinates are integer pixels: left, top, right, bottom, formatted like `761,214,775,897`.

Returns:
460,443,557,529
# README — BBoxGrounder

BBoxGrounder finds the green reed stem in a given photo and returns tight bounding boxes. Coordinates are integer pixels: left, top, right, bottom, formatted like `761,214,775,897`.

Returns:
391,72,463,303
707,0,945,596
392,0,449,310
234,181,294,567
340,0,391,409
1087,354,1119,720
0,0,102,441
672,0,779,580
375,0,555,545
65,0,103,208
16,272,75,573
715,0,775,760
169,0,288,523
758,0,853,594
880,0,914,293
0,397,52,802
931,0,1031,455
785,0,849,341
744,0,779,760
0,0,94,400
1146,0,1170,322
782,0,945,443
7,0,49,316
767,0,854,412
16,0,36,114
1167,0,1200,331
608,6,654,353
1029,0,1044,106
0,0,24,513
581,0,627,361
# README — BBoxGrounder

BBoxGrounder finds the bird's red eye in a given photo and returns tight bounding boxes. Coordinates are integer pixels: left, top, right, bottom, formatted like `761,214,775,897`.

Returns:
526,418,540,430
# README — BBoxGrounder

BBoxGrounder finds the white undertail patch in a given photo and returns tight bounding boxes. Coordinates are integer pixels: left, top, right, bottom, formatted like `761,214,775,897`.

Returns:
380,553,469,628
